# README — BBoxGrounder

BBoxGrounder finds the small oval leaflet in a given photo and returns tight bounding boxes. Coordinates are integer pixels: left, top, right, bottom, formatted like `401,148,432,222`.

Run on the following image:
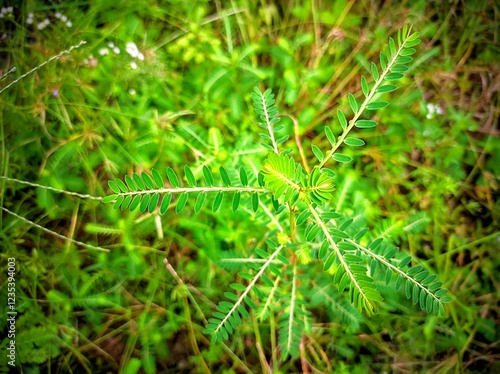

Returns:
385,73,404,81
366,101,389,110
344,137,365,147
355,120,378,128
376,85,398,93
152,168,164,188
332,153,353,163
311,145,324,161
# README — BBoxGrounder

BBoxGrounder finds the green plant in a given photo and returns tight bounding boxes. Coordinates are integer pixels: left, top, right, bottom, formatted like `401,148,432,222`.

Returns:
102,25,451,358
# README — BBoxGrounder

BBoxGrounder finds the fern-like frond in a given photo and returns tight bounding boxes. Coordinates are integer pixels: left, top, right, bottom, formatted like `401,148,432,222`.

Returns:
305,167,335,204
347,239,451,315
309,205,382,315
261,153,304,205
319,25,421,168
252,87,287,153
103,167,266,214
278,264,305,359
203,244,285,342
311,278,364,333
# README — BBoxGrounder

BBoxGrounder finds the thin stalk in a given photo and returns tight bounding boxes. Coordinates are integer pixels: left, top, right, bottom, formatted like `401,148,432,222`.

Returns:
0,41,87,94
0,176,103,200
110,185,267,197
2,206,109,252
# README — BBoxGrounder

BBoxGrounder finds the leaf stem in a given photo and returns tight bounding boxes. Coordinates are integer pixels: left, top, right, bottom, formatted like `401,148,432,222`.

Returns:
213,244,284,337
260,91,280,154
111,185,267,197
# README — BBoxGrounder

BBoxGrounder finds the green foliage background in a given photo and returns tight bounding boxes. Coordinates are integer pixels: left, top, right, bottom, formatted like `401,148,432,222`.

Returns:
1,1,498,373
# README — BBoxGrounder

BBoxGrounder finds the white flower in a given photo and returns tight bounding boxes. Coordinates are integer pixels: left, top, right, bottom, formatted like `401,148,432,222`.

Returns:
98,48,109,56
137,52,144,61
55,12,61,18
426,103,444,119
107,41,115,48
61,15,67,22
66,21,72,28
130,61,138,69
126,42,140,58
113,46,120,54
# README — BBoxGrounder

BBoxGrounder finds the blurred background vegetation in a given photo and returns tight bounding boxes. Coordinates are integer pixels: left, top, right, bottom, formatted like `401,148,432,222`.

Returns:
0,0,498,373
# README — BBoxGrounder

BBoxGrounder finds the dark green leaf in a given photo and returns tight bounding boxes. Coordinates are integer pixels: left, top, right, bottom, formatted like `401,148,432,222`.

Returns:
148,193,160,213
152,168,164,188
332,153,352,163
129,195,141,212
361,76,369,97
348,93,358,113
245,297,257,310
379,52,387,70
184,165,196,187
407,31,420,41
389,37,397,56
239,167,248,186
220,166,231,187
385,73,404,80
121,195,132,211
412,285,419,304
276,134,289,144
102,194,117,204
311,145,324,161
125,175,137,191
318,241,329,259
296,210,310,226
391,65,409,73
324,126,336,145
160,193,172,214
176,192,188,213
344,137,365,147
355,120,378,128
337,109,347,130
142,172,154,189
371,62,379,81
167,168,180,187
133,173,145,190
376,85,398,93
366,101,389,110
251,193,259,212
213,191,223,212
139,194,150,213
202,165,214,186
400,48,416,56
232,192,241,211
395,56,413,64
194,192,206,213
323,252,336,271
404,38,421,48
115,178,128,193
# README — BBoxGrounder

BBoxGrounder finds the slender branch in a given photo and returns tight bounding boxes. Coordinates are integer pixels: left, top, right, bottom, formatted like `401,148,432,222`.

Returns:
2,206,109,252
308,205,371,309
214,245,284,336
0,41,87,94
110,185,267,197
286,264,298,354
0,176,102,200
260,92,280,154
346,239,443,306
